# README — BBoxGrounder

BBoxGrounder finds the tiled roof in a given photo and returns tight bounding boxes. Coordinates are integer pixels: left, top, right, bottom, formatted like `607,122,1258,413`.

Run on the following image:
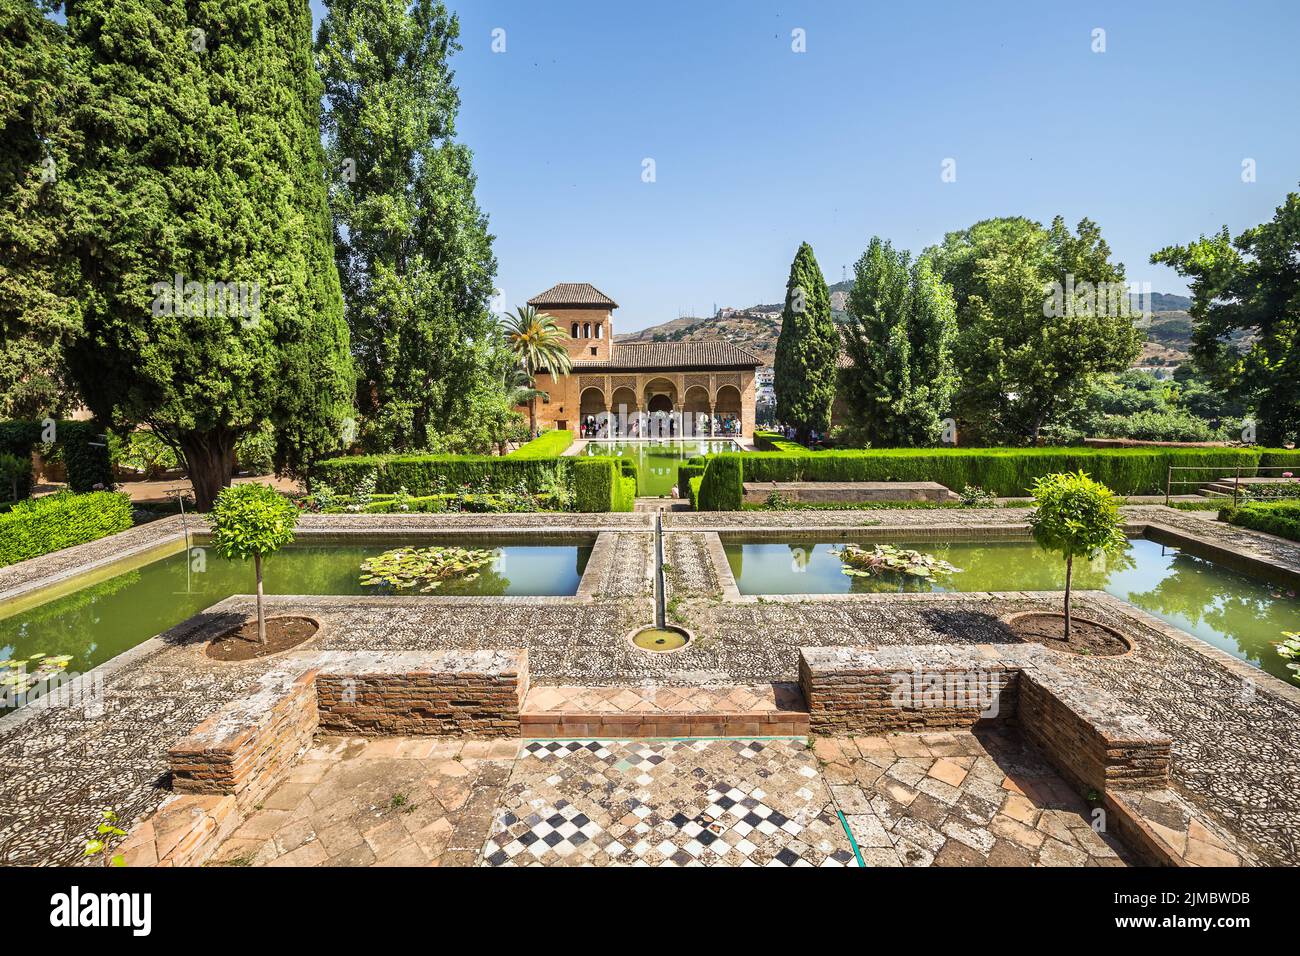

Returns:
527,283,618,308
573,340,763,371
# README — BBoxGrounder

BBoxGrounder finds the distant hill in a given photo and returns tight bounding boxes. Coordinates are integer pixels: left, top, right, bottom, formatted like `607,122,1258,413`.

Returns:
619,287,1198,369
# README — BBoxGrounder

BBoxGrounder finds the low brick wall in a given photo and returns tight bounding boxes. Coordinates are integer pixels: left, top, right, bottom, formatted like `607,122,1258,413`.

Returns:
314,650,528,738
166,649,528,815
799,644,1171,797
168,666,319,811
799,645,1020,735
1019,668,1171,792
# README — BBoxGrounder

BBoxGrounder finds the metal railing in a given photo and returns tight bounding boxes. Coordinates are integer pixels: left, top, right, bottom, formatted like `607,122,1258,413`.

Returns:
1166,463,1300,507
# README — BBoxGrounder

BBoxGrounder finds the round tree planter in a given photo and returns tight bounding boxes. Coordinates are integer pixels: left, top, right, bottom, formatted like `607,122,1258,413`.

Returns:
204,615,321,662
1002,610,1133,658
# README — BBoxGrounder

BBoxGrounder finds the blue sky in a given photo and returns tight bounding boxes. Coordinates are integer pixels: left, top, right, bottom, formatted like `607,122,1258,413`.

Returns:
317,0,1299,332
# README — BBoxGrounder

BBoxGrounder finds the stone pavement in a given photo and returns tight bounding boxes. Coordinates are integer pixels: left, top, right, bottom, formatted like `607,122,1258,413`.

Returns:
814,730,1130,867
209,730,1134,867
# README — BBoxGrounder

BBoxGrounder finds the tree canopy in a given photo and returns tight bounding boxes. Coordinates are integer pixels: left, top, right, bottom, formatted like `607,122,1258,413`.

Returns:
840,238,957,446
929,216,1142,445
317,0,500,453
774,242,838,441
1152,186,1300,447
60,0,353,508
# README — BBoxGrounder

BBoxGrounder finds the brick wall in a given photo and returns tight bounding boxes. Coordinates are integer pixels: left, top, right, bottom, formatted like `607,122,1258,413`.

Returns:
799,644,1170,796
799,645,1019,735
1019,668,1171,793
314,650,528,738
168,666,319,811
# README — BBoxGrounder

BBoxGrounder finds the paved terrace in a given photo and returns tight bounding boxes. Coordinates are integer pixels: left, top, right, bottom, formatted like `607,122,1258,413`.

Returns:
1,506,1299,865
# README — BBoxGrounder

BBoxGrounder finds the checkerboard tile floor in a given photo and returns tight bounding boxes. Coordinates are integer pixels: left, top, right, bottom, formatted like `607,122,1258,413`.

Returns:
479,738,857,866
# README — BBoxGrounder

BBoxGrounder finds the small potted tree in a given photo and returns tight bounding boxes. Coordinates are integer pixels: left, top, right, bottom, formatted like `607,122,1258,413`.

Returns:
210,483,299,646
1022,470,1129,651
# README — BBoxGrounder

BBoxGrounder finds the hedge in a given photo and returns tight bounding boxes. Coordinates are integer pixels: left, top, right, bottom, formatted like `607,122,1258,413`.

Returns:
324,492,569,514
697,454,744,511
0,419,115,497
574,457,634,512
509,429,574,458
0,491,134,567
678,459,707,506
1220,501,1300,543
731,447,1273,498
753,429,808,454
688,476,703,507
310,453,571,496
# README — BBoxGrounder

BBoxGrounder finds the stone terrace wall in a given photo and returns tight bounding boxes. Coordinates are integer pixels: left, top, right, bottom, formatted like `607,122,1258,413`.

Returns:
168,666,319,811
799,644,1170,797
1019,668,1171,793
799,645,1021,735
314,650,528,738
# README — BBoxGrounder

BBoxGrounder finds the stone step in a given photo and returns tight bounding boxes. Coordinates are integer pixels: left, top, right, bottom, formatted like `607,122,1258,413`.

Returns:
520,682,809,738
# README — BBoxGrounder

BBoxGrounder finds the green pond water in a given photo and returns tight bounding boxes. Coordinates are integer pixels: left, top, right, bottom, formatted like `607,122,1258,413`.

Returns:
725,537,1300,683
583,440,740,496
0,542,588,695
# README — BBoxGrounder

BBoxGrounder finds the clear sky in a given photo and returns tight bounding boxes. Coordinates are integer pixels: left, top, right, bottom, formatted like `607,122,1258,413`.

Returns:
310,0,1300,332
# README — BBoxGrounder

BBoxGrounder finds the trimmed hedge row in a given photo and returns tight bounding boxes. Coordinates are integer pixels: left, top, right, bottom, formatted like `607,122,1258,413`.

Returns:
753,429,808,454
310,453,570,496
574,457,635,512
678,459,707,507
324,492,569,514
697,454,744,511
0,491,134,567
1220,501,1300,542
509,429,574,458
733,447,1272,498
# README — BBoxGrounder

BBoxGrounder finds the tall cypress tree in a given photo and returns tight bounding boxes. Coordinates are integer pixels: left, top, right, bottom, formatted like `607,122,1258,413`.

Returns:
317,0,500,452
61,0,352,508
0,1,82,418
841,238,958,447
774,242,838,442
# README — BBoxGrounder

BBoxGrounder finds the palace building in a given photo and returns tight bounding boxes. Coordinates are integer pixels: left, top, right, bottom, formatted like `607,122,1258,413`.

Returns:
526,283,762,439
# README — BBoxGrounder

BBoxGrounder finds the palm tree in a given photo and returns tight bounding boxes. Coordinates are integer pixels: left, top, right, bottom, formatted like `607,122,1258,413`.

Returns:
501,306,572,436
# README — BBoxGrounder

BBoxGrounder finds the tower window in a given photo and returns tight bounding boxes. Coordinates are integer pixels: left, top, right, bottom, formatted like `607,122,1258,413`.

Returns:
571,322,579,337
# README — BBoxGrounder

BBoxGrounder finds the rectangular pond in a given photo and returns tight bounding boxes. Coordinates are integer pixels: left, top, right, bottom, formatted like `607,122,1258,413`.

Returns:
1,539,589,704
582,440,740,496
724,536,1300,683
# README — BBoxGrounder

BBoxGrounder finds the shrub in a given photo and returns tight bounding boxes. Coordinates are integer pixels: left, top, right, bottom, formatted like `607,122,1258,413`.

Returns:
0,491,134,567
753,430,808,453
209,483,299,643
1028,471,1127,638
574,457,633,512
688,476,703,507
53,420,115,492
731,446,1263,497
678,460,707,505
0,452,28,503
1220,501,1300,543
0,421,42,499
509,429,574,458
310,452,571,497
697,454,744,511
957,485,997,507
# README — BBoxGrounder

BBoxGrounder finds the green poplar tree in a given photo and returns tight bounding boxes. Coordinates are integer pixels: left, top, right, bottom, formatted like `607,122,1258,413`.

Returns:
774,242,838,443
61,0,353,509
317,0,500,452
841,238,958,446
